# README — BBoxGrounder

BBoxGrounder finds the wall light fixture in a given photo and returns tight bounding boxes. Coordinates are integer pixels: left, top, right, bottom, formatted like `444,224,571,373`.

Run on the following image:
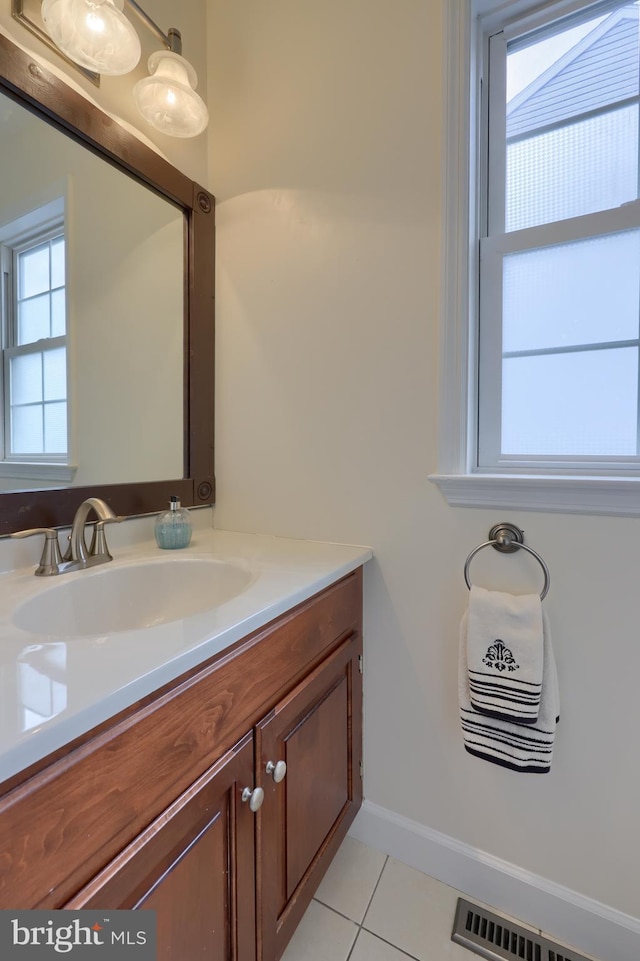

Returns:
39,0,208,138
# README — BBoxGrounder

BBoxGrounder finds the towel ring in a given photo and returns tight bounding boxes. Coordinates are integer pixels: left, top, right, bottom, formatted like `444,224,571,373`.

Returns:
463,523,550,601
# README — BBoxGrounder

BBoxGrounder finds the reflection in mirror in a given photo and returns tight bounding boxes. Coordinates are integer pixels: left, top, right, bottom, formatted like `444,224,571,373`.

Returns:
0,88,184,491
0,31,215,535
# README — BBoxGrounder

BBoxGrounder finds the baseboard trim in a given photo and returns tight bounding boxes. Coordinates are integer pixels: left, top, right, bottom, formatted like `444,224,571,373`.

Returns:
349,800,640,961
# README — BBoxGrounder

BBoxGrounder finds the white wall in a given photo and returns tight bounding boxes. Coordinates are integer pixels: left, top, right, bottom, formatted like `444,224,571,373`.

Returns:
207,0,640,943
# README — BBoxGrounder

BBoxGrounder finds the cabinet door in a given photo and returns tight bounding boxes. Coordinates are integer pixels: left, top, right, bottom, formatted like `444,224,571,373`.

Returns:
256,633,362,961
66,733,257,961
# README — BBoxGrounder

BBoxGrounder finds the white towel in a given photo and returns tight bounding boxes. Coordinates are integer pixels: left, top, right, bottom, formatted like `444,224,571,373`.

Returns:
459,607,560,773
467,586,543,724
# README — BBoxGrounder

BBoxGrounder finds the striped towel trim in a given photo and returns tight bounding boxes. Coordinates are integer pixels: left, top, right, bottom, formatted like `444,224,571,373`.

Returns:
464,745,551,774
469,669,542,723
460,709,554,773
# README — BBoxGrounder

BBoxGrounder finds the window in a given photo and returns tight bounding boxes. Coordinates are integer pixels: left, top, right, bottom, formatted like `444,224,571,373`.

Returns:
431,0,640,514
0,199,71,477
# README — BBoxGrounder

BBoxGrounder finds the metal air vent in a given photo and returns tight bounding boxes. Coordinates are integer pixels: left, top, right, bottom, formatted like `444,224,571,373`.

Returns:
452,898,595,961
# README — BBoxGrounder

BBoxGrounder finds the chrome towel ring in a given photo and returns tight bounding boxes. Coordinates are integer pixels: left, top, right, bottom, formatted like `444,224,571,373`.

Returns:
463,523,550,601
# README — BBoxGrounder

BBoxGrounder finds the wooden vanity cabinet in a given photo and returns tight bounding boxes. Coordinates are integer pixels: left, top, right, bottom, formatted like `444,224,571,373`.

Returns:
0,568,363,961
66,734,258,961
257,635,361,961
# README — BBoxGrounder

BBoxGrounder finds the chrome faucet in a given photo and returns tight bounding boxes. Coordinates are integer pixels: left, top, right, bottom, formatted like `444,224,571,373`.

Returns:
11,497,123,576
66,497,121,566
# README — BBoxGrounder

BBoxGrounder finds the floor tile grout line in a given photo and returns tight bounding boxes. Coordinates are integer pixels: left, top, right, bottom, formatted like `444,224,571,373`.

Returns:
343,854,394,961
346,853,445,961
361,852,390,926
345,927,359,961
313,851,390,930
313,850,455,961
358,927,423,961
312,898,362,927
305,853,392,961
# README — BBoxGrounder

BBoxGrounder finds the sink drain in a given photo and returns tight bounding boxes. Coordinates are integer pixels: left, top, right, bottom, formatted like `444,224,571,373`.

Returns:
452,898,595,961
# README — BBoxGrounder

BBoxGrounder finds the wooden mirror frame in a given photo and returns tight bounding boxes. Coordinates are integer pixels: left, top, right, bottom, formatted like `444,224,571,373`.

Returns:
0,33,215,535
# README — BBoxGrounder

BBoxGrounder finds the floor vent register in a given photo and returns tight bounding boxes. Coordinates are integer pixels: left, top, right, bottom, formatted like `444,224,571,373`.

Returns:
452,898,594,961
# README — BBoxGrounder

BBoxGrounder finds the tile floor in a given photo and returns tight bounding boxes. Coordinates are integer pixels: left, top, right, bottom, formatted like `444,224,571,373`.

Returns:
280,835,480,961
281,836,597,961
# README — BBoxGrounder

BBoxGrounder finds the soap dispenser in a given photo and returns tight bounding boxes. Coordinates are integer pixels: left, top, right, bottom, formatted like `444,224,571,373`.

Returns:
154,496,192,550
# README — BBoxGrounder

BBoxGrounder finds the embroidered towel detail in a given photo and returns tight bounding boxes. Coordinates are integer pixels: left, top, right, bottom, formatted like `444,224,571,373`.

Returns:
467,586,543,723
459,608,559,774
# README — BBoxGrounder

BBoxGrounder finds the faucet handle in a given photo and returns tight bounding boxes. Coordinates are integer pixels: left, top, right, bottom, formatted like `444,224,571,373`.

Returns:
89,520,114,560
90,512,124,557
10,528,63,576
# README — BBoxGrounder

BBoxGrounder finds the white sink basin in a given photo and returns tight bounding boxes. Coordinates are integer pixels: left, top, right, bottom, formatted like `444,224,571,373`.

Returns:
12,558,253,637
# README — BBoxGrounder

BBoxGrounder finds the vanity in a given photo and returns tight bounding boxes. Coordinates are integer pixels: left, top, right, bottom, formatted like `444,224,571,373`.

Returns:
0,24,370,960
0,528,372,960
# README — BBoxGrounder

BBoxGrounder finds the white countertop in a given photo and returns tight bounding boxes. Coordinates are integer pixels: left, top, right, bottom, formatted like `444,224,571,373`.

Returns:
0,529,372,785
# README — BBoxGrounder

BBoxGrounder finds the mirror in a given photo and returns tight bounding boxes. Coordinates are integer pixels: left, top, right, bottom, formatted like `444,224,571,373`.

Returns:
0,32,215,534
0,88,185,490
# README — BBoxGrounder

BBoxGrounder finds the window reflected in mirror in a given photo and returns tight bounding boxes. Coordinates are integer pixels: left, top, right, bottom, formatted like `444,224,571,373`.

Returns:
0,88,185,492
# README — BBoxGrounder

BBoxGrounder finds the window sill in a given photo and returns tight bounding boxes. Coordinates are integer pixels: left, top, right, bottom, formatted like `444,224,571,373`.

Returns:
0,462,77,483
428,472,640,517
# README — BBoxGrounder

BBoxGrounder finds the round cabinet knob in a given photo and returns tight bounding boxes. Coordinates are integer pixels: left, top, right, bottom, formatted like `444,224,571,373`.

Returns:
241,786,264,812
266,759,287,783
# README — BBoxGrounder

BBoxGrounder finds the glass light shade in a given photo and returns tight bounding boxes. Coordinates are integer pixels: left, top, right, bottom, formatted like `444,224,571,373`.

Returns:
133,51,209,138
41,0,141,76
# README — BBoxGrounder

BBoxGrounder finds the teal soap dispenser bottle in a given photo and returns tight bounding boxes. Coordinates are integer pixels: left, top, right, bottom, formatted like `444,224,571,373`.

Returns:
155,496,192,550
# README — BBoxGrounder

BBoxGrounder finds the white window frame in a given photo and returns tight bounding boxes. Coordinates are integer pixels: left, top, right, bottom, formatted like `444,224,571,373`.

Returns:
0,197,75,482
429,0,640,515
